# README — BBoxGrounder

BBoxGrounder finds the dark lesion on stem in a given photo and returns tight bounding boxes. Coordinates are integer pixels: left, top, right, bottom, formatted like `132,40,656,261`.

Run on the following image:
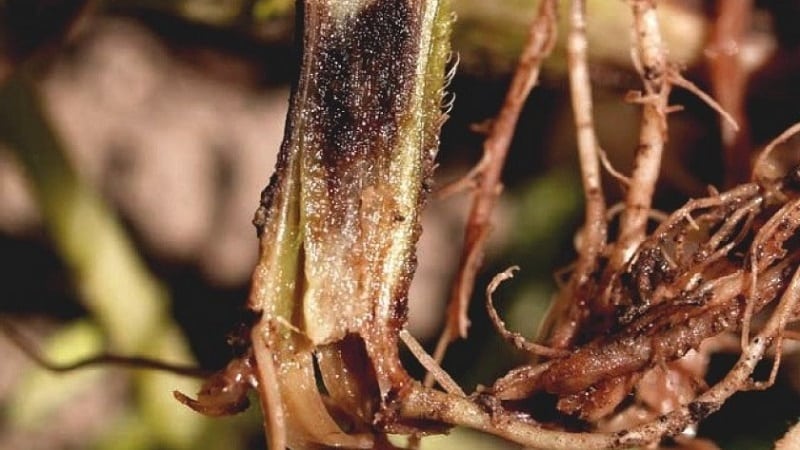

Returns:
243,0,454,448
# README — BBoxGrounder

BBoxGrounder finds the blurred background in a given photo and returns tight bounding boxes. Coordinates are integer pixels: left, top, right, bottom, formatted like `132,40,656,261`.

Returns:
1,0,800,449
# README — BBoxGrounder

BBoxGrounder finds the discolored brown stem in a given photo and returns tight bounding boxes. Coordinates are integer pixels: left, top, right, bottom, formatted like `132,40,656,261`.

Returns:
243,1,453,448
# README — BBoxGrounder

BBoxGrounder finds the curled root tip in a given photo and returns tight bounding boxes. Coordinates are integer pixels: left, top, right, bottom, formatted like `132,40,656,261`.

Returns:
173,389,250,417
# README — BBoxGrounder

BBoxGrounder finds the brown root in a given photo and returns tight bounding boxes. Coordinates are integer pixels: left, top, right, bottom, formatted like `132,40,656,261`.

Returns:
486,267,569,358
0,317,210,378
476,152,800,447
208,0,800,447
427,0,559,384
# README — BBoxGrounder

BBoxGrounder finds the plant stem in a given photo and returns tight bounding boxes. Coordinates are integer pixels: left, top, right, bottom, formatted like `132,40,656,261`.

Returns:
246,1,453,447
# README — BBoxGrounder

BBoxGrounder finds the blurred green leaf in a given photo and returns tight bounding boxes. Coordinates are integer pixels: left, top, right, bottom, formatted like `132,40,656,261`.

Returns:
93,413,156,450
137,328,205,449
0,71,220,449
